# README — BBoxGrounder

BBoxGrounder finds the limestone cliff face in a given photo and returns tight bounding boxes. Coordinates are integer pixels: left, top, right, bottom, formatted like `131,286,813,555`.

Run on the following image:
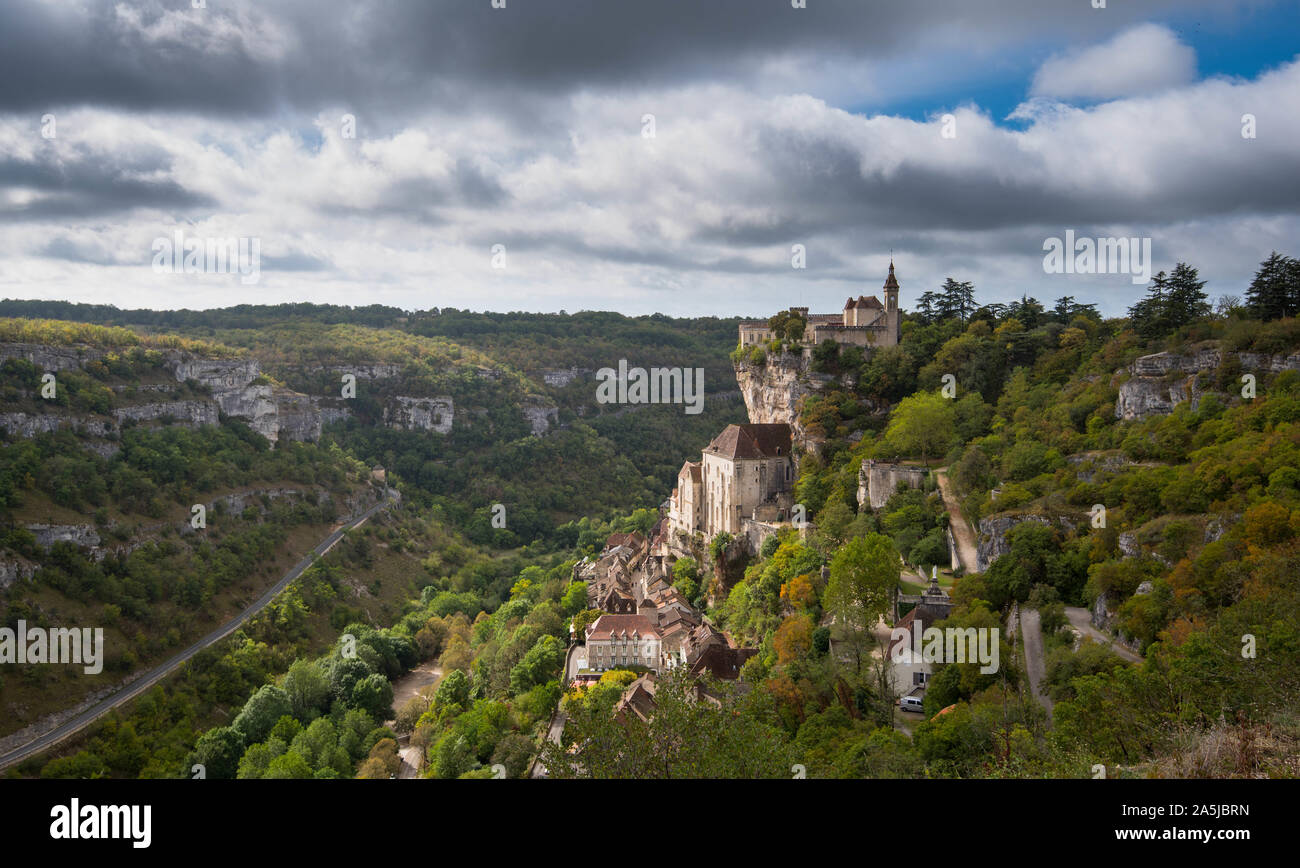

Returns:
522,400,559,435
113,400,219,427
734,353,835,451
975,513,1080,573
0,343,358,446
384,396,455,433
0,342,108,372
0,340,564,447
1114,346,1300,421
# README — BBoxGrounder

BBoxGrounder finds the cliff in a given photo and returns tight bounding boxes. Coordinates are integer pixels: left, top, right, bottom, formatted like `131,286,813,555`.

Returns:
1114,346,1300,421
0,340,560,446
975,512,1081,573
734,353,836,451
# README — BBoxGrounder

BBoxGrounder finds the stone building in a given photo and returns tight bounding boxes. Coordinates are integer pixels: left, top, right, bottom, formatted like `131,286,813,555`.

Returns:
738,262,903,350
668,423,795,542
584,614,662,672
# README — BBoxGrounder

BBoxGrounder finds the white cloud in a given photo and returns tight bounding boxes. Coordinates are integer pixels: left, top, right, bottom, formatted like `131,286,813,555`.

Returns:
2,52,1299,319
1030,23,1197,101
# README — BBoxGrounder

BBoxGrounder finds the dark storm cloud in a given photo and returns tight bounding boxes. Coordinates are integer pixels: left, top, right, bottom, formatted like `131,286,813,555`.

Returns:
0,0,1203,116
0,152,212,221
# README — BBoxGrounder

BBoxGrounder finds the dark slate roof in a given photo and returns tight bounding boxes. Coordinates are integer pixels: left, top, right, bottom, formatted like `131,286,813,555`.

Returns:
705,423,792,460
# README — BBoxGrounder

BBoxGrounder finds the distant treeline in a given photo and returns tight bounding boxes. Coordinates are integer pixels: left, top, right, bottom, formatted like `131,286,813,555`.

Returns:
0,301,406,330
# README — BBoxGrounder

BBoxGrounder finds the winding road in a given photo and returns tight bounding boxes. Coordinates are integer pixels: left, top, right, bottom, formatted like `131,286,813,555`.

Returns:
1065,606,1143,664
0,489,399,772
934,468,979,574
1016,607,1054,720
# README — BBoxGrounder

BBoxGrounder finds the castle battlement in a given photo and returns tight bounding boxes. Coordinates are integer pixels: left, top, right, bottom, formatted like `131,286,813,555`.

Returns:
739,262,902,351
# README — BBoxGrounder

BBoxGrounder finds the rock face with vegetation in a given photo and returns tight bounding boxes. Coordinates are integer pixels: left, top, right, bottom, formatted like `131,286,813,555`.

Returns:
1114,345,1300,420
734,353,835,452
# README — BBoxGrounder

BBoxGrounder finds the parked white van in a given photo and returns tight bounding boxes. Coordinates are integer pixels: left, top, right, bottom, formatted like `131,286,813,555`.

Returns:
899,696,925,713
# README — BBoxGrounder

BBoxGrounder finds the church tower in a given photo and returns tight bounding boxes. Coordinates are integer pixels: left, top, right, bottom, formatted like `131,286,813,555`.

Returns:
883,260,901,344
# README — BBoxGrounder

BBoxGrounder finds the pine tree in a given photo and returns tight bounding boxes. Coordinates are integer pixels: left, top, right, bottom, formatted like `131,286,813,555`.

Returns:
1128,270,1170,339
1165,262,1210,329
1244,251,1297,321
938,278,976,324
915,291,942,325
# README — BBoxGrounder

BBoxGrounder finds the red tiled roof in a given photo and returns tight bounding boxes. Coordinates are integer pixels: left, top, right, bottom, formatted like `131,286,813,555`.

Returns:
586,613,661,640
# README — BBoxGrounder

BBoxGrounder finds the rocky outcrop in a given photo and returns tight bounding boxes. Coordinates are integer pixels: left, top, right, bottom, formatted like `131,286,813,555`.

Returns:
975,513,1079,572
0,557,35,590
271,389,323,441
540,367,591,388
858,459,929,510
25,523,101,550
735,354,836,451
1115,346,1300,420
0,411,113,438
321,363,401,380
114,400,219,427
1091,591,1114,631
977,514,1051,572
0,342,107,372
384,396,454,433
522,401,559,435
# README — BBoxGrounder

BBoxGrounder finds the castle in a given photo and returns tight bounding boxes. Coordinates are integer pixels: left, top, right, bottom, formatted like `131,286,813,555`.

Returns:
738,262,903,350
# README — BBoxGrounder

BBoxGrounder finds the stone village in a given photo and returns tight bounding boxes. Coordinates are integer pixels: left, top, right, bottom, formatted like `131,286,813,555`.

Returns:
563,263,958,717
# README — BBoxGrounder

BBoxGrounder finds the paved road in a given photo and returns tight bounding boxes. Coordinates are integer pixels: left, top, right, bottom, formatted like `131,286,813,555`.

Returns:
1065,606,1142,663
0,490,398,771
935,469,979,574
1018,607,1053,721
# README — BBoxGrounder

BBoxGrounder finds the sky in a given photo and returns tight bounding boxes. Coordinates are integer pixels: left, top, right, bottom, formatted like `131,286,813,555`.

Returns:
0,0,1297,319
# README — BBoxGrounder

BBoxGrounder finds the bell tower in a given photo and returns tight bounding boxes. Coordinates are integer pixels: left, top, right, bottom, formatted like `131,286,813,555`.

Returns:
883,259,899,312
883,260,901,344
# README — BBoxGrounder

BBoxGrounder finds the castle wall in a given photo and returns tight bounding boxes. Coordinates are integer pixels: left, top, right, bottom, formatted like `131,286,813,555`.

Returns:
858,459,929,510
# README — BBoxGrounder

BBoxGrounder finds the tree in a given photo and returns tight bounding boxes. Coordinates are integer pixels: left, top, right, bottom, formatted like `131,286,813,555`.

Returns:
540,670,795,778
938,278,977,324
561,581,588,615
190,726,245,780
884,391,957,466
1244,251,1298,320
351,673,395,720
491,733,537,779
281,658,330,721
1128,270,1170,339
774,614,815,665
509,634,566,694
915,291,942,325
1164,262,1210,329
824,534,900,672
232,685,292,745
435,668,471,712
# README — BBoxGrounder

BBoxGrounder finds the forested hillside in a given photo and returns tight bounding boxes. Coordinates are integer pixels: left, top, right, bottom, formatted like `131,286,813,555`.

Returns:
0,304,738,777
553,253,1300,778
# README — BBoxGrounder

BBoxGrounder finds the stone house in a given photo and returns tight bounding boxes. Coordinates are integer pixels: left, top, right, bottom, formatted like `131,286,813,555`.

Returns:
584,614,662,672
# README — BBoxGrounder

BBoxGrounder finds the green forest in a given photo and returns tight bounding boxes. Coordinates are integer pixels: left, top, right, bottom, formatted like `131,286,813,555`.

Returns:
4,253,1299,778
